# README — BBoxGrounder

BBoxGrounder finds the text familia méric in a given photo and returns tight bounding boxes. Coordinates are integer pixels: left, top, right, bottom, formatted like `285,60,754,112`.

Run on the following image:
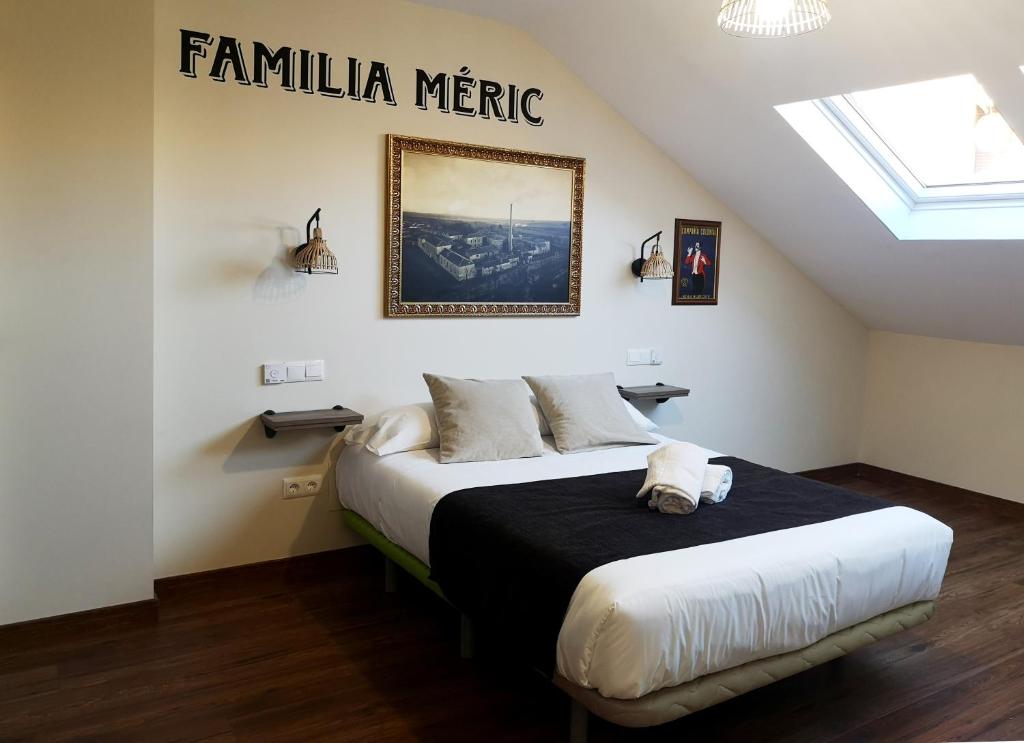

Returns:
179,29,545,126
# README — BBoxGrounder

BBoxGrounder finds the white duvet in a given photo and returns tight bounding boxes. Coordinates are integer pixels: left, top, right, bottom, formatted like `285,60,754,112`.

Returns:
337,436,953,700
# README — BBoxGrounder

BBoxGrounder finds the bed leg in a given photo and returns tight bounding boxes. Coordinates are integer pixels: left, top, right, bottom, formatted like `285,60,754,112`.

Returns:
569,700,589,743
384,557,398,594
459,614,475,659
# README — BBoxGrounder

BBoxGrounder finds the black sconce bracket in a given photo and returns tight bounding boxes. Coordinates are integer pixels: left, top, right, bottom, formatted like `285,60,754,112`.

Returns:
631,231,663,282
295,208,322,256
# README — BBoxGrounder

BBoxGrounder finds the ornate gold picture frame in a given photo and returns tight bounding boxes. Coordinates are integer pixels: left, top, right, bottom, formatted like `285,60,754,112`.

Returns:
385,134,584,317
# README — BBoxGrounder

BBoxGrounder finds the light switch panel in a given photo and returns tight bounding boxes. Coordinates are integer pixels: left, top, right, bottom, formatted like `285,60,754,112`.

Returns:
626,348,653,366
263,360,326,385
264,362,287,384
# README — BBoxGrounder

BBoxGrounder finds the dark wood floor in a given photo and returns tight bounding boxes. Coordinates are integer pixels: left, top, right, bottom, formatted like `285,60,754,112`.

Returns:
2,465,1023,742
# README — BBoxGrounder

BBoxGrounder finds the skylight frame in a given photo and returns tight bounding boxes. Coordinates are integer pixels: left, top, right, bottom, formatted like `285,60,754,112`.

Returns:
817,93,1024,209
776,77,1024,241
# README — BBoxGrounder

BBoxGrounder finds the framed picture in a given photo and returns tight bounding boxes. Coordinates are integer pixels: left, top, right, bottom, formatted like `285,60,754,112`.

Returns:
672,218,722,306
385,134,585,317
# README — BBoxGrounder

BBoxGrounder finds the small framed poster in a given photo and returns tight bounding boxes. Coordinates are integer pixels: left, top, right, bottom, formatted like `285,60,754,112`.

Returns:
672,218,721,306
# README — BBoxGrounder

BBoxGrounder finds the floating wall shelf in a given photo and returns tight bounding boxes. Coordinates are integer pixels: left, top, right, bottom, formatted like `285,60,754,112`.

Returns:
261,406,364,439
617,384,690,404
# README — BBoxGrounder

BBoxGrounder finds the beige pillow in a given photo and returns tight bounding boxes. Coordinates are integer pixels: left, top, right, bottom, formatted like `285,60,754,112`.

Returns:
524,373,658,453
423,374,545,464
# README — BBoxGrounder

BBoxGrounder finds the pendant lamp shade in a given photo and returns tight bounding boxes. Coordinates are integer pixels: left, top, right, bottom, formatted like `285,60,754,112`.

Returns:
718,0,831,38
631,231,673,282
295,226,337,274
294,208,338,275
640,243,674,280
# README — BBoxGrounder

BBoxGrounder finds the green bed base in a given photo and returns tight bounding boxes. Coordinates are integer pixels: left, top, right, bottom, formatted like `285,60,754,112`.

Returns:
341,508,446,600
341,508,935,740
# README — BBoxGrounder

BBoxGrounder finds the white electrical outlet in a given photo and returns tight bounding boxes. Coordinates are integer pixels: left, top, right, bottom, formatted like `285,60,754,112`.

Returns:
282,474,323,499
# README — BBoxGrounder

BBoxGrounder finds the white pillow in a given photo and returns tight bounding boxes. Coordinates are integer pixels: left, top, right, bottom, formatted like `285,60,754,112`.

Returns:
623,399,658,432
342,403,439,456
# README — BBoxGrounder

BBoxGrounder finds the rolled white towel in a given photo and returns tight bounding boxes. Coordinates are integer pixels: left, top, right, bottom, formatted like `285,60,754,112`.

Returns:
700,464,733,504
637,442,708,515
649,488,698,515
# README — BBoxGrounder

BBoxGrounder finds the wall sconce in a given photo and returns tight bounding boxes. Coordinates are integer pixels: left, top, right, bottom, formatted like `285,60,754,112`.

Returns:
294,208,338,275
631,231,673,282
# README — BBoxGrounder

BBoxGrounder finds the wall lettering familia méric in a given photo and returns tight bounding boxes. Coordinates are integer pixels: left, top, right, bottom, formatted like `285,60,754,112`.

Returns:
178,29,545,126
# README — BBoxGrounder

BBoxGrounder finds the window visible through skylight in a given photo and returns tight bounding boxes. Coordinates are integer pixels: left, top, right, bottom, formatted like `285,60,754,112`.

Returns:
846,74,1024,188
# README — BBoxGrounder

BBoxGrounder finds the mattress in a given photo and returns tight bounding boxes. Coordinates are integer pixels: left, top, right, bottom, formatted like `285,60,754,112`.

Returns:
556,600,937,727
336,438,953,700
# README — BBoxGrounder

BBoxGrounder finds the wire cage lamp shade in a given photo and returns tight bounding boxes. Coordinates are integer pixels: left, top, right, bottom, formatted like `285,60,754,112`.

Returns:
631,231,674,282
294,208,338,275
718,0,831,38
641,243,673,280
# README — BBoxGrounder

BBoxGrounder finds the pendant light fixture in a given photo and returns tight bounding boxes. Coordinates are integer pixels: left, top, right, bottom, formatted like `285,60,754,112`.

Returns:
294,208,338,275
718,0,831,38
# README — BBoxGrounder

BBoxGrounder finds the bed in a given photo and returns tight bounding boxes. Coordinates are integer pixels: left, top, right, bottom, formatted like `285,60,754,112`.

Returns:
336,433,952,740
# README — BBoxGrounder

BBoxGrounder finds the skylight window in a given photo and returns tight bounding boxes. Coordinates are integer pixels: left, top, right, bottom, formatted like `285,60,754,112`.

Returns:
846,75,1024,188
776,73,1024,240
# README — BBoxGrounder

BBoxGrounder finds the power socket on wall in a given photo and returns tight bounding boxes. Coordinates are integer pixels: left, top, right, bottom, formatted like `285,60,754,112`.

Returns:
282,474,322,499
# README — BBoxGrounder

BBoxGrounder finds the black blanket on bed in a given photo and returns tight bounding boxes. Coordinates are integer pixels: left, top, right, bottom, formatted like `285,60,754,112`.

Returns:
427,456,890,673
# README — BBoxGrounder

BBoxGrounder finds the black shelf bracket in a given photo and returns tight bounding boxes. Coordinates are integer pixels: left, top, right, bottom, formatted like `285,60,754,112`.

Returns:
332,404,349,432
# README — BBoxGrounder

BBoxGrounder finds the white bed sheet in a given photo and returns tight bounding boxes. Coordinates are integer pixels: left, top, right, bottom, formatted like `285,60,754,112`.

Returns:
336,438,953,700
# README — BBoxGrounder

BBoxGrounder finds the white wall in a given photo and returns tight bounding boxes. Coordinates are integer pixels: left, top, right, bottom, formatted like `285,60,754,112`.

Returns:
152,0,868,578
0,0,155,624
860,331,1024,503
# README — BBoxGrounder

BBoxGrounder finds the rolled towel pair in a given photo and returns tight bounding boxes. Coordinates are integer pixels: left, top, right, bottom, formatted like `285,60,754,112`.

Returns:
700,464,733,504
636,442,707,515
637,443,735,514
647,465,735,513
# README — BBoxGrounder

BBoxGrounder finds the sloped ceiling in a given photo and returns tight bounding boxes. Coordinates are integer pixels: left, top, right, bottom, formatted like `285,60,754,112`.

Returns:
418,0,1024,345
